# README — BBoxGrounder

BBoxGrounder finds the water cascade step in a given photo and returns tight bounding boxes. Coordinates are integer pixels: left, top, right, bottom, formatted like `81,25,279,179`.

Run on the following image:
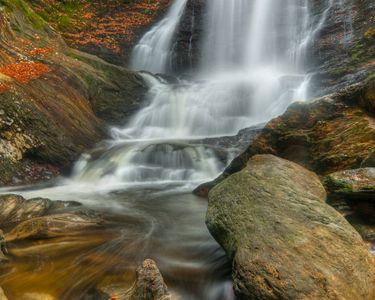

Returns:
72,0,322,190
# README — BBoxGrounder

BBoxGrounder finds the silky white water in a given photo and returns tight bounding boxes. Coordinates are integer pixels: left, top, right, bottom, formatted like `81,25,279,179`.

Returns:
130,0,188,74
11,0,336,192
94,0,316,189
0,1,340,299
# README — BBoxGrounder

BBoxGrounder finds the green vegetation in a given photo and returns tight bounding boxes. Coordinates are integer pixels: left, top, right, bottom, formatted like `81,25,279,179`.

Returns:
351,42,365,62
34,0,85,31
0,0,46,29
324,176,352,194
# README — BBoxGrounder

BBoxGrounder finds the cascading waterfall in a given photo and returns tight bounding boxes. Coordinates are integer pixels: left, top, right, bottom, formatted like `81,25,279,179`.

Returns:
130,0,313,138
0,1,347,299
11,0,340,192
69,0,315,190
130,0,188,74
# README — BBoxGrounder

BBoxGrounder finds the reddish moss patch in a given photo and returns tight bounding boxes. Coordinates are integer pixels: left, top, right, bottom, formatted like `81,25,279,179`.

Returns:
29,47,53,57
28,0,171,62
0,62,50,84
63,0,171,54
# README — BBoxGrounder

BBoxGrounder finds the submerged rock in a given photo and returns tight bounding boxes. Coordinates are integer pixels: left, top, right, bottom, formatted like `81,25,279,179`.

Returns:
0,194,52,226
128,259,172,300
206,155,375,300
5,212,102,242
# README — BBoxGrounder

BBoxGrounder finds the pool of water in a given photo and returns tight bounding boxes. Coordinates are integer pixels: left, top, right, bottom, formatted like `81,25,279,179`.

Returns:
0,189,234,300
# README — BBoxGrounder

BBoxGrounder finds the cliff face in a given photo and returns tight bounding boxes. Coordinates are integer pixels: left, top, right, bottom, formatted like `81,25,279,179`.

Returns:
310,0,375,95
0,1,147,185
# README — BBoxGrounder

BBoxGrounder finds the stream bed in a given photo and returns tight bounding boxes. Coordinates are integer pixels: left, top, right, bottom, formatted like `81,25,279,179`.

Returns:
0,188,234,300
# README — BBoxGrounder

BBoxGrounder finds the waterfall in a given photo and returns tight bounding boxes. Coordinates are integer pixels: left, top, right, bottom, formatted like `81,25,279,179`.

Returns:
65,0,332,191
130,0,188,74
0,3,356,299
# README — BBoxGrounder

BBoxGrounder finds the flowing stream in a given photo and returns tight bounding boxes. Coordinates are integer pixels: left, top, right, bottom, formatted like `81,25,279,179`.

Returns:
0,1,336,299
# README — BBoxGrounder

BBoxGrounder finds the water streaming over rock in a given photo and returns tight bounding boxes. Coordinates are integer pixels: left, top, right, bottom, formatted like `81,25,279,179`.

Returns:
130,0,188,74
0,1,342,299
95,0,316,189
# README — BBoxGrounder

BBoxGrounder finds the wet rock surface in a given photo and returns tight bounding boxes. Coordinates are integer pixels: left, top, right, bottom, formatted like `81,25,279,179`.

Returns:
249,86,375,175
128,259,172,300
324,168,375,244
324,168,375,199
95,259,175,300
5,212,102,242
172,0,206,74
310,0,375,95
207,155,375,300
0,194,100,242
0,194,52,226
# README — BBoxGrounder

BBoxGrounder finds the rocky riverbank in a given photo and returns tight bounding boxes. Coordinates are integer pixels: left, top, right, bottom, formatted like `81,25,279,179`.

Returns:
0,0,149,185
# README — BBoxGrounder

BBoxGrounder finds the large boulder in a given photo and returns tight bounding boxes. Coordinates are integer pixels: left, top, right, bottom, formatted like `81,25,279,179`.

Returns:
206,154,375,300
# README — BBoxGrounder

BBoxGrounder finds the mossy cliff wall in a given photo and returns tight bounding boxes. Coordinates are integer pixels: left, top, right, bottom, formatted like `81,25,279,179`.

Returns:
0,0,147,185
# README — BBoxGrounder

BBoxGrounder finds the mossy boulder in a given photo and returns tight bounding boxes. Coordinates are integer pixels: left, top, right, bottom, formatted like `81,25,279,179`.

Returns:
207,154,375,300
